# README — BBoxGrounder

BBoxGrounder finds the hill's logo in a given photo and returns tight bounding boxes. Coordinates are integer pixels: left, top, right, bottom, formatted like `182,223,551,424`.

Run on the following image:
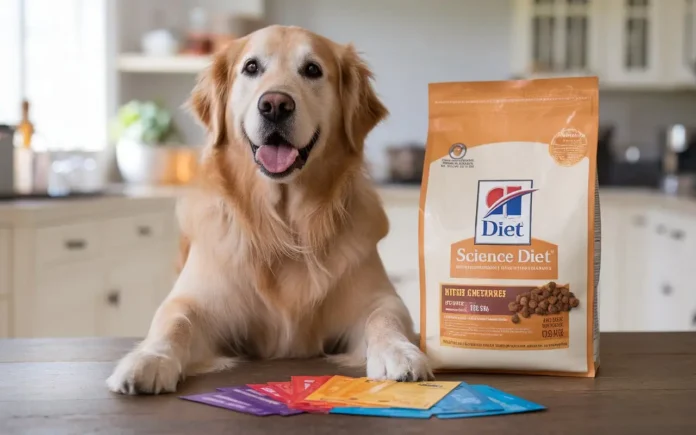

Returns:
475,180,537,245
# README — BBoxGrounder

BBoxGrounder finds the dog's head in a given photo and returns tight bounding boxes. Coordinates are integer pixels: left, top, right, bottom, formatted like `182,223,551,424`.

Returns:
189,25,388,183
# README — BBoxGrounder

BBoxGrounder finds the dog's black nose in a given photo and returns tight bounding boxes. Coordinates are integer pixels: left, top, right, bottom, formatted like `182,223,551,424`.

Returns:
258,91,295,123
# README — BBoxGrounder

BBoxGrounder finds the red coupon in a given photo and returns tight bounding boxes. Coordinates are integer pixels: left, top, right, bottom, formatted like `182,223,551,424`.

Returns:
247,384,288,404
268,381,294,403
290,376,332,402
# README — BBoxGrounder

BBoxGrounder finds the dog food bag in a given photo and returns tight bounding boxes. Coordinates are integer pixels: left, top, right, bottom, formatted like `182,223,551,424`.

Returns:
419,77,600,377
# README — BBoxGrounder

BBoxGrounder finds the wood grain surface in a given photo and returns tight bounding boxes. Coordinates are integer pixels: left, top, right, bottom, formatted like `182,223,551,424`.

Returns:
0,333,695,434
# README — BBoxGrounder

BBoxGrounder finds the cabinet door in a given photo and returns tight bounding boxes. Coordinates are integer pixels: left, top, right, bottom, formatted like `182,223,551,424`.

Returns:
643,213,686,331
98,246,171,338
33,261,101,337
604,0,666,86
670,214,696,330
619,209,651,330
665,0,696,85
511,0,604,77
597,204,623,331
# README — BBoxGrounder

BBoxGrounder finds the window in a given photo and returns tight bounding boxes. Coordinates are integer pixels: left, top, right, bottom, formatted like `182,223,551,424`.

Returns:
0,0,110,150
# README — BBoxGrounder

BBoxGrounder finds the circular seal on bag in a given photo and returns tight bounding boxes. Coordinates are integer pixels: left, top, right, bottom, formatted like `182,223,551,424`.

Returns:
448,143,467,159
550,128,587,166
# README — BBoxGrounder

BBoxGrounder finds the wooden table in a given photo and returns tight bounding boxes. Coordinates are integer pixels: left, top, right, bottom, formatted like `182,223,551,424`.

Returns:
1,333,695,434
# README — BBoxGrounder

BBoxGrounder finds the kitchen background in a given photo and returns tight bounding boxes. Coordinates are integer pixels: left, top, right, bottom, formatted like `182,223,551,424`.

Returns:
1,0,695,339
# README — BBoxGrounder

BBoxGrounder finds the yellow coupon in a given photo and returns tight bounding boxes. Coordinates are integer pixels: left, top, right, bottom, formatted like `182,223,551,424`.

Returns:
305,376,356,402
347,381,461,410
328,378,395,405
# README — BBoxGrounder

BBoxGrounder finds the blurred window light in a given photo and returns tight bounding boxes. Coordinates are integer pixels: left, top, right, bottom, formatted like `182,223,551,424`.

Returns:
0,0,109,151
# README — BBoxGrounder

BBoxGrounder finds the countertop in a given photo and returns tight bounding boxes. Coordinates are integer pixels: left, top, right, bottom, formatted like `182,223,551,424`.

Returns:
1,333,695,434
2,183,696,226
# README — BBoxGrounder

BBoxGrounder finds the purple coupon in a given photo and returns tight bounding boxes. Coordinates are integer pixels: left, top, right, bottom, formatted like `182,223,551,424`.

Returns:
216,386,303,416
179,392,275,416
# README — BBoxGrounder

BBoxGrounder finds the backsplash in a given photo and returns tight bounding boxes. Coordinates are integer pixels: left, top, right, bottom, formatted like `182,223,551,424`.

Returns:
600,90,696,162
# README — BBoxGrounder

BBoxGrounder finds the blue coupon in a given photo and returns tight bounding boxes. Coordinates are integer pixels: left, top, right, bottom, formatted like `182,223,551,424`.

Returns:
330,382,504,419
437,385,545,419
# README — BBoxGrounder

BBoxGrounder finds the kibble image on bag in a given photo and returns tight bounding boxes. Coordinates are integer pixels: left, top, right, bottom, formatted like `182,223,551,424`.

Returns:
419,77,601,377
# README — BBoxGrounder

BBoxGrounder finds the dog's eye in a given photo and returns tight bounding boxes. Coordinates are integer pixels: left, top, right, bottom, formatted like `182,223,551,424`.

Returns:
301,62,323,79
243,59,259,76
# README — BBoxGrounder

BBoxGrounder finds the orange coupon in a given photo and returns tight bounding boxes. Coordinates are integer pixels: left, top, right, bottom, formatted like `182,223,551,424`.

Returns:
327,378,395,406
304,376,356,402
347,381,461,410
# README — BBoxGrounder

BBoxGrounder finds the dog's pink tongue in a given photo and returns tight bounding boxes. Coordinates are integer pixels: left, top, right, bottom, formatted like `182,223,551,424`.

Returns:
256,145,299,174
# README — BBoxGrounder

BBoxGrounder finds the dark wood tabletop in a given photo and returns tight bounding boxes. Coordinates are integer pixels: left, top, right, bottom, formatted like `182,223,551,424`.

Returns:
1,333,695,435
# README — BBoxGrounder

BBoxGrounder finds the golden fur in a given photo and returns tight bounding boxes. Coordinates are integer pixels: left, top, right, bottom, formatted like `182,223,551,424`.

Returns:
107,26,431,395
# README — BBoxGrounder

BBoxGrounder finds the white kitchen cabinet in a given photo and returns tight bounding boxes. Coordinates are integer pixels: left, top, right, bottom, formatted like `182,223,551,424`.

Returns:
603,0,666,86
377,190,421,330
2,194,180,338
511,0,605,78
33,261,102,337
665,0,696,85
618,208,652,330
98,245,170,337
597,203,623,332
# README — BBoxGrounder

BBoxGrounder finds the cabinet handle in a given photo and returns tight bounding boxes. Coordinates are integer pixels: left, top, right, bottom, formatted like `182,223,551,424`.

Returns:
670,229,685,241
632,215,646,227
661,285,673,296
107,290,120,306
656,224,667,235
64,239,87,250
137,225,152,237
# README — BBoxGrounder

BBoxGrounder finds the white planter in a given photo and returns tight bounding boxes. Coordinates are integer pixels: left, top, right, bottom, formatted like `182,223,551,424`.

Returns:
116,138,200,185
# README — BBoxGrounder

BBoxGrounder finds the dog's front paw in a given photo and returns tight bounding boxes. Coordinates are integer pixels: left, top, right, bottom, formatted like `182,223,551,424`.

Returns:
106,347,182,395
366,339,433,382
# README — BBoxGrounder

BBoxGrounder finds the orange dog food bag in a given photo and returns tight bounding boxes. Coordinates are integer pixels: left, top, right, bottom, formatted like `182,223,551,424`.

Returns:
419,77,600,377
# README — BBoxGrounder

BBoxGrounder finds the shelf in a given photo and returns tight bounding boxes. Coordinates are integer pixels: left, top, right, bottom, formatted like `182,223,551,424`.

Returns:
117,53,211,73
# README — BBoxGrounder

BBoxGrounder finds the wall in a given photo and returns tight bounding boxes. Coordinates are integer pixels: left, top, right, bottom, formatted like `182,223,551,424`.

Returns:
265,0,512,179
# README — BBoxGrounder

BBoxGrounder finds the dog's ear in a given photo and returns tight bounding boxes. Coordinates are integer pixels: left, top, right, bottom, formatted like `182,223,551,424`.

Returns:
339,45,388,154
188,40,245,147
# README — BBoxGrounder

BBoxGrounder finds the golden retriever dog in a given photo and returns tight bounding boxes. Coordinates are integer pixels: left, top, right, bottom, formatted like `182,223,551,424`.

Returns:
107,25,431,395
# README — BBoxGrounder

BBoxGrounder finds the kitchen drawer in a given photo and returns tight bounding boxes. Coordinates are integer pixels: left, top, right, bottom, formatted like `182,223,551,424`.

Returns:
102,213,171,250
0,229,9,296
36,222,101,266
0,297,9,338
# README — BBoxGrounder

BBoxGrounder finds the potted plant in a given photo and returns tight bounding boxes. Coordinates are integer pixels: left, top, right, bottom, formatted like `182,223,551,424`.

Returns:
111,100,198,185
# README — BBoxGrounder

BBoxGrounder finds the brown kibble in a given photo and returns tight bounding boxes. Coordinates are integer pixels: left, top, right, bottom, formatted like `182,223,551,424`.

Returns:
552,288,561,296
561,287,570,296
511,314,520,324
562,303,570,312
548,304,559,314
548,296,558,305
522,292,531,300
520,308,531,318
520,296,529,306
528,300,538,309
541,290,550,299
516,294,522,303
538,300,548,310
569,292,576,299
548,282,557,291
570,298,579,308
561,296,569,304
508,302,520,312
535,307,545,315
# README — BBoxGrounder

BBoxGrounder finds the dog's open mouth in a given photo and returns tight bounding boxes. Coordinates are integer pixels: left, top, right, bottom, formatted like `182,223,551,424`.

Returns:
246,128,320,178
